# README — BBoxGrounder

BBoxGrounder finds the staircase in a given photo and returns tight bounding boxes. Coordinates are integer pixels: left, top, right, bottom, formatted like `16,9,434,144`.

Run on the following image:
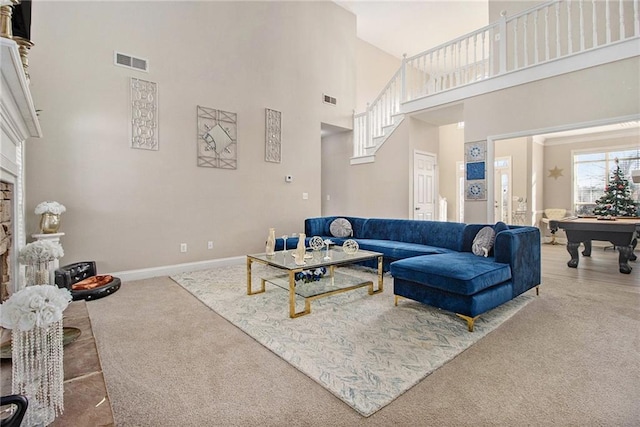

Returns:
352,0,640,164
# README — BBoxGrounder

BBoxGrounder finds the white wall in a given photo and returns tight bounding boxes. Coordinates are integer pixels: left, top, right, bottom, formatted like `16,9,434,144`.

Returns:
355,39,401,113
438,123,464,222
26,1,356,272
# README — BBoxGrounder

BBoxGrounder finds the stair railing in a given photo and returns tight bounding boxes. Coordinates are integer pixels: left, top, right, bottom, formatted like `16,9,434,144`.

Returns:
353,0,640,159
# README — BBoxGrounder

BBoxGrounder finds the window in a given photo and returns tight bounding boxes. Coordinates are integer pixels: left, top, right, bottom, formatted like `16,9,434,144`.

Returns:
573,147,640,215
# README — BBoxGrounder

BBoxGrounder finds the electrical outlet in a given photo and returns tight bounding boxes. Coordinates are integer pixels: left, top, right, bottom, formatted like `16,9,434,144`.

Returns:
207,241,213,249
180,243,187,253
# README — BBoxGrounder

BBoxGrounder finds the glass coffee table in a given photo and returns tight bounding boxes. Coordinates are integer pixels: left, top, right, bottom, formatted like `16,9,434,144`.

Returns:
246,247,383,318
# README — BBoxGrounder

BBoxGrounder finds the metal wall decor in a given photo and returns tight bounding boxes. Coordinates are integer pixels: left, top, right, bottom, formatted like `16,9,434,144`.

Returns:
197,106,237,169
130,78,158,150
464,141,487,200
265,108,282,163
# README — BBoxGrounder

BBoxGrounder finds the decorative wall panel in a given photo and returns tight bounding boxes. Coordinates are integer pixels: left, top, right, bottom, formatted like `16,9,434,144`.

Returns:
130,78,158,150
265,108,281,163
197,106,237,169
464,141,487,200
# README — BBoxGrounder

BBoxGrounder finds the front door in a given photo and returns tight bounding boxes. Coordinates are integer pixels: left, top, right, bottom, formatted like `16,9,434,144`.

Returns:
413,152,436,220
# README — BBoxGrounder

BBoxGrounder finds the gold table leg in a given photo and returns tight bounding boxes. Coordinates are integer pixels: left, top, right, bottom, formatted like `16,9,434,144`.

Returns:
246,257,265,295
370,255,384,294
289,269,311,318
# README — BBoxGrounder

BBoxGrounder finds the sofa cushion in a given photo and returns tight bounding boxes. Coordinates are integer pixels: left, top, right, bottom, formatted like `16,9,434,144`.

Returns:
390,252,512,295
329,218,353,237
472,226,495,257
362,218,465,251
356,239,454,260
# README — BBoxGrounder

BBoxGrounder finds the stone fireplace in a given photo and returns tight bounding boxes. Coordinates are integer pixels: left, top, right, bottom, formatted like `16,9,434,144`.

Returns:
0,181,13,301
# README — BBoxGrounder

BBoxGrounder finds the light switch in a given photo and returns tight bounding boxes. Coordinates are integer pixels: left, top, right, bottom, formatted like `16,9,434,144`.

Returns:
302,192,309,200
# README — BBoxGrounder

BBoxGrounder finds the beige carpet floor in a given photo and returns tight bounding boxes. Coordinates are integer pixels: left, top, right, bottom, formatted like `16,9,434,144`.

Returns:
86,263,640,426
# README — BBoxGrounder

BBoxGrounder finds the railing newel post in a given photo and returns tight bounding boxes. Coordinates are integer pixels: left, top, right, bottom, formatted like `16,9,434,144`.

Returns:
366,102,371,153
499,10,507,74
401,53,407,103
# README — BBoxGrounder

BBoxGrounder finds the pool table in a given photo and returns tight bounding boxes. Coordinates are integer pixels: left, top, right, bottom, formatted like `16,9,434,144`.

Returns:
549,216,639,274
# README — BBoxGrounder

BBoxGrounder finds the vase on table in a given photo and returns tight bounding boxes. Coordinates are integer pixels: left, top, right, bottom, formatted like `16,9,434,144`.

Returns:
265,228,276,256
294,233,306,265
39,213,61,234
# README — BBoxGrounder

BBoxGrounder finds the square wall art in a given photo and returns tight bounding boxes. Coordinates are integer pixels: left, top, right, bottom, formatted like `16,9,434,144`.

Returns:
197,106,237,169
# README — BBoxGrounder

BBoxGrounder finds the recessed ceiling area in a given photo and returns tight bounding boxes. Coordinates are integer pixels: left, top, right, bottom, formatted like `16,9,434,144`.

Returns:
335,0,490,59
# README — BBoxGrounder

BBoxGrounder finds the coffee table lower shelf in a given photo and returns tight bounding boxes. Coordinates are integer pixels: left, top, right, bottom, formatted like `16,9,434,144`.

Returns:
264,271,375,317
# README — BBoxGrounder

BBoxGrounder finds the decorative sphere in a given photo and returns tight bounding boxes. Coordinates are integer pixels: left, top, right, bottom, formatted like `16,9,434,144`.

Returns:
309,236,324,251
343,239,359,255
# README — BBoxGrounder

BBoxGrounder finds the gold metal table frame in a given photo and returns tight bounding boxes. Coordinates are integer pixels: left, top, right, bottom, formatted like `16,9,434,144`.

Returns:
247,248,383,318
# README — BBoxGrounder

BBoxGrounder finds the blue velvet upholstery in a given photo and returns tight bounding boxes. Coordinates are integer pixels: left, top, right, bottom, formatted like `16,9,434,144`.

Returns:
272,216,540,328
390,252,511,295
494,226,541,298
394,277,514,317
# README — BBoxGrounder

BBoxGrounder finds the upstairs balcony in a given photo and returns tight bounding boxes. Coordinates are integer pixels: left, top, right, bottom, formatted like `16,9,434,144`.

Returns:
352,0,640,164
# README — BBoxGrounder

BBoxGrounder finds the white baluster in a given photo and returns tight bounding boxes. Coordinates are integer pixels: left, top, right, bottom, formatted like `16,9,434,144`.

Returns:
366,102,371,152
524,14,529,67
458,40,462,85
443,48,448,89
429,52,434,94
465,38,469,83
481,31,486,78
635,0,639,36
605,0,611,43
579,0,585,51
556,2,561,57
421,55,426,97
514,16,519,69
534,10,539,64
567,0,573,54
545,6,550,60
473,34,478,75
620,0,626,39
499,10,507,74
401,53,407,102
593,0,598,47
489,28,494,76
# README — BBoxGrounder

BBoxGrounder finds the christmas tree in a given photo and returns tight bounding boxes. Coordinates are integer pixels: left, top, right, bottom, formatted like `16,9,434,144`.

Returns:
592,158,639,217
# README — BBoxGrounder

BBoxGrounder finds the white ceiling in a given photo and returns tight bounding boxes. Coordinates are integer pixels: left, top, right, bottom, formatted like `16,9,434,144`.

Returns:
335,0,490,59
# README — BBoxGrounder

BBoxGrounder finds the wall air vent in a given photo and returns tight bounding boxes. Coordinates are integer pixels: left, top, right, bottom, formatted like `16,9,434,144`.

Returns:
323,94,337,106
114,51,148,72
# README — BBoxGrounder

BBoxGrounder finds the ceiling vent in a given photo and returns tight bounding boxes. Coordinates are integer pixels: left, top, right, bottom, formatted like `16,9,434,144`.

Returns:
114,51,148,72
323,94,337,106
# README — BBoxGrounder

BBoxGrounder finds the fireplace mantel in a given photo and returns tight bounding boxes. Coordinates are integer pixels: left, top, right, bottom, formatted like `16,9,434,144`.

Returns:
1,36,41,294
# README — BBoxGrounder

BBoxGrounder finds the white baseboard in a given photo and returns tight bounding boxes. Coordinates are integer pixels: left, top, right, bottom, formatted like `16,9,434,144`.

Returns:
108,256,245,282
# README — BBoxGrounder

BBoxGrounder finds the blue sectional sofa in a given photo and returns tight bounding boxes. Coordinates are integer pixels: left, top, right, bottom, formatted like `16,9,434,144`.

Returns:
275,216,541,331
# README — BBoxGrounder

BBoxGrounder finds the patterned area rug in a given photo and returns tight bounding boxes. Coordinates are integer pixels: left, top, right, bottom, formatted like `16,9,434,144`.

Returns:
171,264,534,417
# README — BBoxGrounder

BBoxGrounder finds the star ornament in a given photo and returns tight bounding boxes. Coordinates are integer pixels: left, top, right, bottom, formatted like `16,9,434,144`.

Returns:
548,166,564,179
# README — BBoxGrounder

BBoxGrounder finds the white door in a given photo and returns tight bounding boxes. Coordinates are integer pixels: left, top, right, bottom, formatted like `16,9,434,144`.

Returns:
494,157,512,223
413,152,436,220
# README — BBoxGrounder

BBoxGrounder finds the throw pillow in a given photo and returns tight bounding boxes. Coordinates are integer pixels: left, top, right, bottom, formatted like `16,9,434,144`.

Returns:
494,221,509,234
472,226,496,257
329,218,353,238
